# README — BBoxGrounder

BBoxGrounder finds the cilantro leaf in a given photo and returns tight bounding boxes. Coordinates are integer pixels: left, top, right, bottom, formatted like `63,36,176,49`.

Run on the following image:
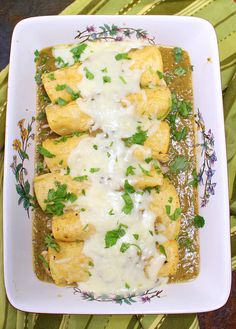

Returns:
156,70,164,79
193,215,205,228
73,175,88,182
173,47,183,64
124,180,135,194
119,76,127,84
56,97,68,106
170,156,188,173
89,167,100,173
169,208,182,221
38,254,49,269
122,192,134,214
120,242,141,253
34,49,40,62
37,146,55,158
44,234,60,252
173,127,187,141
103,76,111,83
84,67,94,80
123,127,147,146
174,67,187,76
189,169,199,187
138,164,151,176
133,234,139,240
55,56,68,68
159,245,167,257
126,165,135,176
105,224,126,248
70,43,87,62
115,52,130,61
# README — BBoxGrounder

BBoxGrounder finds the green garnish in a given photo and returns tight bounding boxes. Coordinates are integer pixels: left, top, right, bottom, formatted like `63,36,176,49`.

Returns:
38,254,49,269
120,242,141,254
168,197,173,203
101,67,108,73
126,165,135,176
105,224,127,248
115,52,130,61
73,175,88,182
70,43,87,62
34,49,40,62
173,47,183,64
82,189,86,196
44,181,77,216
37,111,46,121
193,215,205,228
124,179,135,194
108,209,114,216
159,245,167,257
93,144,98,150
123,126,147,146
53,136,68,144
125,282,130,289
170,156,188,173
89,167,100,173
103,76,111,83
149,230,153,236
44,234,60,252
56,84,66,91
189,169,199,187
37,146,55,158
83,224,89,231
119,76,127,84
145,157,153,164
165,205,171,215
106,152,111,158
178,101,192,118
173,127,187,141
89,261,94,267
55,56,69,68
48,73,55,81
55,84,80,100
153,160,161,174
122,192,134,214
56,97,68,106
59,160,63,165
36,162,44,173
84,67,94,80
174,67,187,76
156,70,164,79
138,164,151,176
80,208,86,212
169,208,182,221
133,234,139,240
34,72,42,85
65,166,70,175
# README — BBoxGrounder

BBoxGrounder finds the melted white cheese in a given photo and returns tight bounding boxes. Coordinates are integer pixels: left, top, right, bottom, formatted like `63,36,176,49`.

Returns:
64,41,168,295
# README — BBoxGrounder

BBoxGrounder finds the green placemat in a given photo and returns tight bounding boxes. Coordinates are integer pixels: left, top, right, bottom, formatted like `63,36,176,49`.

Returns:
0,1,236,328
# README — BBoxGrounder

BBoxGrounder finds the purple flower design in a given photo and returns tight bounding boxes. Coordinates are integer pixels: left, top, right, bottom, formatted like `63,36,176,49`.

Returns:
195,110,217,207
115,36,123,41
86,26,95,32
141,295,151,303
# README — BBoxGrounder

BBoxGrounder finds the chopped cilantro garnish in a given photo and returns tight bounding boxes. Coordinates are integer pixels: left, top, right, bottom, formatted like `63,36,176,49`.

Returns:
170,156,188,173
133,234,139,240
159,245,167,257
44,234,60,252
34,72,42,85
84,67,94,80
124,180,135,194
48,73,55,81
115,52,130,61
189,169,199,187
36,162,44,173
82,189,86,196
165,205,171,215
174,67,187,76
173,127,187,141
38,254,49,269
34,49,40,62
173,47,183,64
168,197,173,203
126,165,135,176
105,224,127,248
55,56,68,68
101,67,108,73
108,209,114,215
122,192,134,214
93,144,98,150
138,164,151,177
53,136,68,144
123,126,147,146
37,111,46,121
89,167,100,173
193,215,205,228
149,230,153,236
169,208,182,221
37,146,55,158
119,76,127,84
156,70,164,79
145,157,153,164
56,84,66,91
103,76,111,83
120,242,141,254
56,97,68,106
70,43,87,62
65,166,70,175
106,152,111,158
125,282,130,289
44,181,77,216
178,101,192,118
73,175,88,182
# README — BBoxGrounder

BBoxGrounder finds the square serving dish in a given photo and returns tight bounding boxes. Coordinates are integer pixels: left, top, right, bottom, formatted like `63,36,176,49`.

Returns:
4,15,231,314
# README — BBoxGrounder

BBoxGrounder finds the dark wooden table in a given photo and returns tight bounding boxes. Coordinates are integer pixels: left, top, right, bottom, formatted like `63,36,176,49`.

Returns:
1,1,235,328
